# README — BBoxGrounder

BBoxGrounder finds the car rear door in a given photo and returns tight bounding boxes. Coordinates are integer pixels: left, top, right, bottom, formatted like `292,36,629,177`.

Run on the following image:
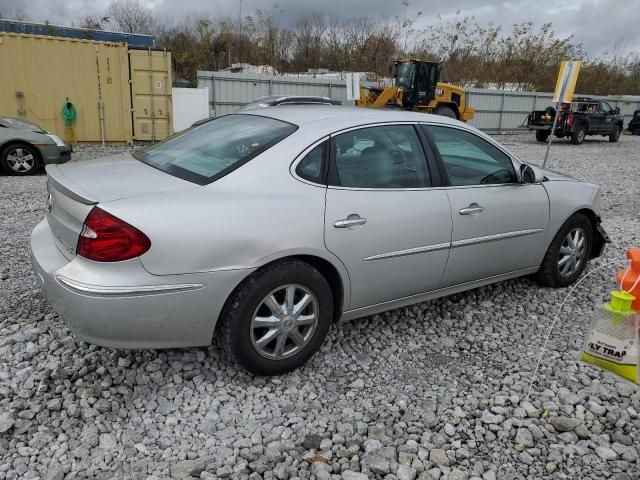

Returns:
422,124,550,287
323,123,452,310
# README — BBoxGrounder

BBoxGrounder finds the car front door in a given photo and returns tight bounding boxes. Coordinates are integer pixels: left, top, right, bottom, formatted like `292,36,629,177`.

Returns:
423,124,550,287
323,124,452,310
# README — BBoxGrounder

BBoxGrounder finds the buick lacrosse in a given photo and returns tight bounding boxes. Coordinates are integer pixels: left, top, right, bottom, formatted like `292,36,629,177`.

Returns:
31,104,608,375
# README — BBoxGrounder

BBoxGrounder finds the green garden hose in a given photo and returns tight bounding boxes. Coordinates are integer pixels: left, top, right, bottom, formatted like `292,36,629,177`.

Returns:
61,100,77,127
61,99,77,144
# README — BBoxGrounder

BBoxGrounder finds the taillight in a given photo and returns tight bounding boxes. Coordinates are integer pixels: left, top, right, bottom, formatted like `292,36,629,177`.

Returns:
77,207,151,262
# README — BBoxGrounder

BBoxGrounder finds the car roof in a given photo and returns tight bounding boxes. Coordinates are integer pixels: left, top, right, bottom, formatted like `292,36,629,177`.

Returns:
239,105,464,131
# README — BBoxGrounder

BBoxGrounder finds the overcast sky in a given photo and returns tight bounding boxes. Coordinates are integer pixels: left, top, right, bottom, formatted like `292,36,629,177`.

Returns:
1,0,638,56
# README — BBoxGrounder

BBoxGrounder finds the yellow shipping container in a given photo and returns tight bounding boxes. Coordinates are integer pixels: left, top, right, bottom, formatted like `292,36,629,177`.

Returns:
0,33,133,143
129,49,173,141
0,33,174,144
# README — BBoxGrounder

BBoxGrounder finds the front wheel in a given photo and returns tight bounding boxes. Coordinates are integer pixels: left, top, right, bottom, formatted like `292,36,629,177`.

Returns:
609,125,622,142
218,260,334,375
1,143,39,175
433,105,457,119
536,213,593,288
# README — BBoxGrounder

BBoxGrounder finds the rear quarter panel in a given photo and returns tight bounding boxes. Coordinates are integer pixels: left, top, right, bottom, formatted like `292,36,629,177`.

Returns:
98,133,351,302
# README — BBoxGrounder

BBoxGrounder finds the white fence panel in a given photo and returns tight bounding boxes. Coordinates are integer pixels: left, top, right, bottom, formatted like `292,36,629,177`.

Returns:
172,88,209,132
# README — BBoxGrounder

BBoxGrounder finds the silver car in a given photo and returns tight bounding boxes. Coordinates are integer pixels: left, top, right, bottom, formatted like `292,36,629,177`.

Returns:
31,106,608,375
0,117,71,175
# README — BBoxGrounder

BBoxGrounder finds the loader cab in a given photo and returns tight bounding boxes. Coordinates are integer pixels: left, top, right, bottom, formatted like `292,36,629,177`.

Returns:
395,60,440,109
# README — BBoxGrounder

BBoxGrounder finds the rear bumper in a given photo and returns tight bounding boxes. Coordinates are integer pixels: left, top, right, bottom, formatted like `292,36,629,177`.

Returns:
30,217,252,348
38,144,71,165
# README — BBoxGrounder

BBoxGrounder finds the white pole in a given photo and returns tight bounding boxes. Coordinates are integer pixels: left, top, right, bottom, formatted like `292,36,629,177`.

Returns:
542,102,560,168
98,99,105,147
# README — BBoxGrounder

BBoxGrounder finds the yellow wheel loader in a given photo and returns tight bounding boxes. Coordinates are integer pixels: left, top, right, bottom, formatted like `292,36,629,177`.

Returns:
356,59,475,122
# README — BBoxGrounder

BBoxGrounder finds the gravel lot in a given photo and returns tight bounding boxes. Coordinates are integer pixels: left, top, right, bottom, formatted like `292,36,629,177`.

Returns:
1,134,639,480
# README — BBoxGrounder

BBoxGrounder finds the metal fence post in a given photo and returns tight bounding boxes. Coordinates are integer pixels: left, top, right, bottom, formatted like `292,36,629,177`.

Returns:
268,78,273,95
211,74,216,117
498,92,506,132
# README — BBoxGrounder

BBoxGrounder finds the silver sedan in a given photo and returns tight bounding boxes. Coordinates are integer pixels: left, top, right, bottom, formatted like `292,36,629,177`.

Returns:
31,106,608,375
0,117,71,175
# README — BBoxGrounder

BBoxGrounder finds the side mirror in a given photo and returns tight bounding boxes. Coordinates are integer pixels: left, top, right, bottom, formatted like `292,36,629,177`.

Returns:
614,107,621,114
519,163,544,184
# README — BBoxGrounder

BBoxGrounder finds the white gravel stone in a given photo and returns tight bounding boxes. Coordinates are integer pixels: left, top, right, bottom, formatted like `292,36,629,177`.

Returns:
0,412,14,433
342,471,368,480
429,449,450,467
595,446,618,460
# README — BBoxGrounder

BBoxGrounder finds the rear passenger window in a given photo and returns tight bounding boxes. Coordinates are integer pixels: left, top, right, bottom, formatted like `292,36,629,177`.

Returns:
330,125,430,188
296,142,326,183
425,126,517,186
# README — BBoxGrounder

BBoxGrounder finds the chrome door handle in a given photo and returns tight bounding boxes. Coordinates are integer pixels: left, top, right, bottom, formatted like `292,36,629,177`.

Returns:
334,215,367,228
459,203,484,215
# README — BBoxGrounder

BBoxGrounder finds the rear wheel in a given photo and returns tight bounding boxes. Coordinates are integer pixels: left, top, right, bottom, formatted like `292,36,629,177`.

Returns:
609,125,622,142
536,213,593,288
433,105,457,119
570,126,587,145
536,130,550,142
218,260,334,375
1,143,39,175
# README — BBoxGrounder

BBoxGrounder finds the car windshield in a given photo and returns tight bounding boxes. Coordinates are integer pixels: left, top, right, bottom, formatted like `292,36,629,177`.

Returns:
0,117,45,132
396,62,415,88
134,114,297,185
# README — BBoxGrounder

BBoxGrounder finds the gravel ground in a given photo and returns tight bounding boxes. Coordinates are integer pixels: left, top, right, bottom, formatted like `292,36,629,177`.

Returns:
0,134,639,480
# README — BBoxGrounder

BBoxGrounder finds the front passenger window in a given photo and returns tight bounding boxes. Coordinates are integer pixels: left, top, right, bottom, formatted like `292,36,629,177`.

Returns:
425,126,517,186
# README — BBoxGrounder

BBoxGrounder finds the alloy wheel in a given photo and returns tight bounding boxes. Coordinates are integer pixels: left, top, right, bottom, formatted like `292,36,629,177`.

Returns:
250,284,319,359
557,227,587,277
6,147,36,173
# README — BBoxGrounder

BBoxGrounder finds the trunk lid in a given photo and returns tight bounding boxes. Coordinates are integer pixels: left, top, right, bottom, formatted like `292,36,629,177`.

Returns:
45,154,195,259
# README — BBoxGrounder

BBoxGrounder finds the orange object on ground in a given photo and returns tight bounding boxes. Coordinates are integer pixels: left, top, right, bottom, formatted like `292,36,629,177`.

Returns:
616,248,640,311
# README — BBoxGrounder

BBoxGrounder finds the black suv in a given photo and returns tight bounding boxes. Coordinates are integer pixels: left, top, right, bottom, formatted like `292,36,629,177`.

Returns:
527,98,624,145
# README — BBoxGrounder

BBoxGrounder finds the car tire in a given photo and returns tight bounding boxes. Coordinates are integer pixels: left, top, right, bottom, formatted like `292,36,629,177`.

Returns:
535,130,550,142
570,126,586,145
433,105,457,119
536,213,593,288
1,143,40,175
218,260,334,376
609,125,622,142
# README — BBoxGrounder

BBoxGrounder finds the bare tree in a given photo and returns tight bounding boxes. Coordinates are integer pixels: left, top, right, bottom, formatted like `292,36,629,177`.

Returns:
130,4,640,95
108,0,155,34
293,13,326,71
79,15,111,30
